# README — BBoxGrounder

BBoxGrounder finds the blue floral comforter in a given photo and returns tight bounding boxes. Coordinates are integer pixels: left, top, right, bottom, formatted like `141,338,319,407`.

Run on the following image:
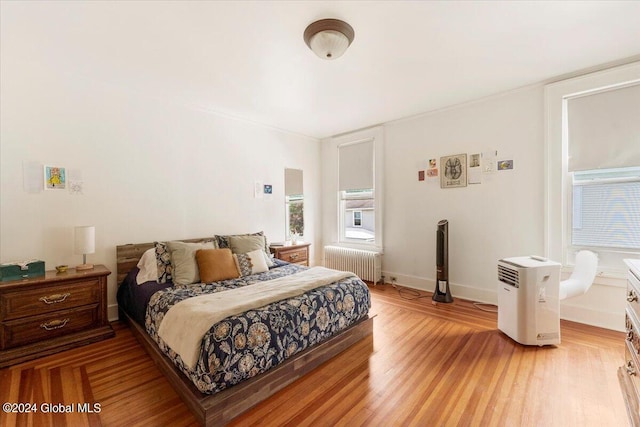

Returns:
145,263,371,394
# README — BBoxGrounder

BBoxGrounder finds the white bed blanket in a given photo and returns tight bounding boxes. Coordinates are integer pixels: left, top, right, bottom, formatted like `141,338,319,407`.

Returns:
157,266,355,369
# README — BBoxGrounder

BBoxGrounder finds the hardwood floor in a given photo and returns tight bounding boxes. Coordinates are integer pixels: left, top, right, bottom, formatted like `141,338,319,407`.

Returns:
0,284,627,426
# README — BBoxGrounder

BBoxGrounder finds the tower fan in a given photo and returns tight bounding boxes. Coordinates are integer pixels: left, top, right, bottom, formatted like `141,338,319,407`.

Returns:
433,219,453,303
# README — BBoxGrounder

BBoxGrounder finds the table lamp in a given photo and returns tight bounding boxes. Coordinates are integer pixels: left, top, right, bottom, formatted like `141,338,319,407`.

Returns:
74,226,95,270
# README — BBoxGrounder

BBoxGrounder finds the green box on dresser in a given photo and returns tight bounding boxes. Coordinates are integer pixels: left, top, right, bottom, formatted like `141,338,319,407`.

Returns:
0,260,45,282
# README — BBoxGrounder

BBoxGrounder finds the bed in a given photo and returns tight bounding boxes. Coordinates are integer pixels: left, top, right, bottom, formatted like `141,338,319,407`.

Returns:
116,236,373,426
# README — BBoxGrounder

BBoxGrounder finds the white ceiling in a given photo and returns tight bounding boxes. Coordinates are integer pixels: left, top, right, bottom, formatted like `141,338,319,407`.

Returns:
2,1,640,139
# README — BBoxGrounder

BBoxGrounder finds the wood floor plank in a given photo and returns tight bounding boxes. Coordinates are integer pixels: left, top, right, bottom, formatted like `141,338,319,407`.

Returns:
0,283,627,426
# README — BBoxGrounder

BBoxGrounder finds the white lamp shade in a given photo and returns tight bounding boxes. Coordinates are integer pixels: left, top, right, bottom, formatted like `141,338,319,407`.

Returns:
74,226,95,255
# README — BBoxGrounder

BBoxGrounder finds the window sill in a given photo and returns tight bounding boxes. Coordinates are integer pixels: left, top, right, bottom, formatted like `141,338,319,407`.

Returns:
335,241,383,254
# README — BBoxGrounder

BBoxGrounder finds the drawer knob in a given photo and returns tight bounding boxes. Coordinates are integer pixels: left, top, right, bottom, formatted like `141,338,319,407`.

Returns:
628,290,638,303
39,293,71,305
627,330,634,341
290,253,299,260
627,360,637,376
40,318,70,331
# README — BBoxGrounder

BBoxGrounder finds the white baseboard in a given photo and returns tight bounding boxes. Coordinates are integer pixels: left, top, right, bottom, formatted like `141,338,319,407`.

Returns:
381,270,623,332
382,271,497,305
108,304,119,322
560,304,624,332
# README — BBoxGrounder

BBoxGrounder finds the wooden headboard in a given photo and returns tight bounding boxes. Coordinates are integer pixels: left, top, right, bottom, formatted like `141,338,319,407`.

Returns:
115,237,216,285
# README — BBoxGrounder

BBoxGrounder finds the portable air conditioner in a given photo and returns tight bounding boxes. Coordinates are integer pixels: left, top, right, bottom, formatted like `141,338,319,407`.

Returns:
497,256,561,346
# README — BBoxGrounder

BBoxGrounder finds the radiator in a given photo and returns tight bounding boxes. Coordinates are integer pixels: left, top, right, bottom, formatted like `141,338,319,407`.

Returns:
324,246,382,285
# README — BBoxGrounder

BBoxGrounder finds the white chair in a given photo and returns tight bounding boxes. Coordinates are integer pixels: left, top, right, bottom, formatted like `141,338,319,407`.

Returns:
559,250,598,300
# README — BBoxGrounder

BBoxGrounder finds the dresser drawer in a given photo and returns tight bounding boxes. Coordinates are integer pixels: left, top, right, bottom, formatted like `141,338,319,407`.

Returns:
1,305,99,349
0,279,100,321
278,248,308,264
626,307,640,359
629,269,640,312
624,340,640,403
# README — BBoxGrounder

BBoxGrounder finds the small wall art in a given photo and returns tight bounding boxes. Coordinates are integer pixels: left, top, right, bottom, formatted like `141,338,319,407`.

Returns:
468,153,482,184
440,154,467,188
482,150,497,173
44,166,66,190
427,158,438,177
498,159,514,170
418,170,425,181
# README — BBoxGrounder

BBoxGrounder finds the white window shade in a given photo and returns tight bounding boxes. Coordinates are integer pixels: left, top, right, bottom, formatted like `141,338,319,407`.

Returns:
567,83,640,172
285,168,303,196
339,139,374,191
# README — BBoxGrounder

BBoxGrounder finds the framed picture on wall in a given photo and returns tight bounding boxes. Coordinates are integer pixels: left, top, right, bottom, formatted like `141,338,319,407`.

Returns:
440,154,467,188
44,165,66,190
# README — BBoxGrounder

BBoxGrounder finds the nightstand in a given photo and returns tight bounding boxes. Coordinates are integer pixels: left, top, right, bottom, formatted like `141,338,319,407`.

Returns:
270,243,311,266
0,264,114,367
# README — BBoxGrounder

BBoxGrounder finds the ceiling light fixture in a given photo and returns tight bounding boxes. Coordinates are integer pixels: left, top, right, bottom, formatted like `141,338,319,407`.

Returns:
303,18,354,60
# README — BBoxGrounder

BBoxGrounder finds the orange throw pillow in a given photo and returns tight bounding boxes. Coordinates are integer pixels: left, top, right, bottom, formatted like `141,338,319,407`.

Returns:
196,248,240,283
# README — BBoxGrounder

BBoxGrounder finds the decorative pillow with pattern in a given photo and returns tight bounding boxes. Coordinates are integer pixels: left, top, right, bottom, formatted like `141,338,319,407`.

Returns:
233,249,269,277
216,231,268,253
155,241,172,284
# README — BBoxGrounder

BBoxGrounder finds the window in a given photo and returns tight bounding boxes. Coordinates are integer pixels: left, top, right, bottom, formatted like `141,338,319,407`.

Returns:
353,211,362,227
329,126,383,250
545,64,640,275
565,83,640,272
571,167,640,250
341,190,374,241
286,194,304,236
285,168,303,238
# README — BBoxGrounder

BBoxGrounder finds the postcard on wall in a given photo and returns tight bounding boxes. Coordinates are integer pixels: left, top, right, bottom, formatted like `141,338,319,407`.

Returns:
468,153,482,184
418,170,425,181
440,154,467,188
254,180,263,199
498,159,514,170
427,158,438,177
482,150,497,173
44,166,66,190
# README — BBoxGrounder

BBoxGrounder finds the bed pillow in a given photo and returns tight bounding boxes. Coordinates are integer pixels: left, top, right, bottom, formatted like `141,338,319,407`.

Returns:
196,248,240,282
154,241,173,283
136,248,158,285
228,234,265,254
227,234,275,267
167,240,216,285
216,231,269,253
234,249,269,277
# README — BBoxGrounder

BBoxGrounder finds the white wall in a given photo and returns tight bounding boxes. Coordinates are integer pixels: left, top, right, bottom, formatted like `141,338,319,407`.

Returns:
382,86,546,299
0,58,321,320
323,84,625,331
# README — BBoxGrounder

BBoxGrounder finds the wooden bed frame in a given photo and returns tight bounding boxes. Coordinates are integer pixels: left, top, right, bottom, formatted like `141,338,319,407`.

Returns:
116,240,374,426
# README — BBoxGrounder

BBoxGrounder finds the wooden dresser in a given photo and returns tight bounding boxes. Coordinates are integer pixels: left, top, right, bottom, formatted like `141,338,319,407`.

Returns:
0,265,114,367
620,258,640,426
270,243,311,266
